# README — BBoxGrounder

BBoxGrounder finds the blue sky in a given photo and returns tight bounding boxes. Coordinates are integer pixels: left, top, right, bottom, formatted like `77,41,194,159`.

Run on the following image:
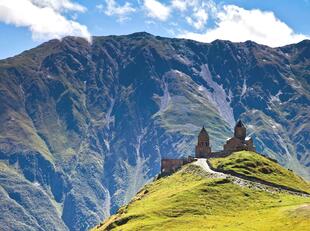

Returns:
0,0,309,60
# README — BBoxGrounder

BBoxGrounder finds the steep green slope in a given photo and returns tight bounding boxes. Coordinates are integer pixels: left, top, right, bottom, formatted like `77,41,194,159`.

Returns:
93,153,310,231
209,151,310,194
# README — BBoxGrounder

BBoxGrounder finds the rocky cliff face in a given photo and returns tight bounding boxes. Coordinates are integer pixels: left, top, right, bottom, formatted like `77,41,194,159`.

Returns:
0,32,309,230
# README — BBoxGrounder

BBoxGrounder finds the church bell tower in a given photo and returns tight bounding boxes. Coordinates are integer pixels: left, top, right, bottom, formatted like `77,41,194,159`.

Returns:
234,120,246,140
195,126,211,158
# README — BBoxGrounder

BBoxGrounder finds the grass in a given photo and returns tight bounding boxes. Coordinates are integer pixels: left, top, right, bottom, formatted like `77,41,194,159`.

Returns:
93,163,310,231
209,151,310,193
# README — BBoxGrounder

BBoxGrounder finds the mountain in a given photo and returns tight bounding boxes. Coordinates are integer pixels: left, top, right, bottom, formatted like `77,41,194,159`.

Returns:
0,32,309,230
93,151,310,231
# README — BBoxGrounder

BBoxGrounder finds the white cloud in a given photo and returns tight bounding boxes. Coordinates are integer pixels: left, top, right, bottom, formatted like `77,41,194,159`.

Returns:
101,0,214,28
30,0,86,12
171,0,187,12
187,8,208,30
180,5,309,47
96,4,104,10
0,0,91,41
101,0,136,22
144,0,170,21
172,0,213,30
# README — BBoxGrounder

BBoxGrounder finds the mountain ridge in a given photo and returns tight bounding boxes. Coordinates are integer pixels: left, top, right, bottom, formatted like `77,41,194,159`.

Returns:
0,33,309,230
2,31,310,62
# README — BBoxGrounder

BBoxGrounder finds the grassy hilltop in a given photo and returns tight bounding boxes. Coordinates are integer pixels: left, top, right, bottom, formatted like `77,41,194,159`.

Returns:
93,151,310,231
210,151,310,194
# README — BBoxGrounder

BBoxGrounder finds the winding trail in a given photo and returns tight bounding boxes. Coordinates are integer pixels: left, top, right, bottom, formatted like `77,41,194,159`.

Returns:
192,158,309,197
193,158,226,178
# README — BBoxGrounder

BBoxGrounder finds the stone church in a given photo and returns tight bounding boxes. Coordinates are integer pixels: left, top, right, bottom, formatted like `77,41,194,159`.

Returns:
223,120,255,152
162,120,255,175
195,120,255,158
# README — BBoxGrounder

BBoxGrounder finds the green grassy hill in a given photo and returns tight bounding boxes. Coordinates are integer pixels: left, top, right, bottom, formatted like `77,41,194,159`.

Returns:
209,151,310,194
93,152,310,231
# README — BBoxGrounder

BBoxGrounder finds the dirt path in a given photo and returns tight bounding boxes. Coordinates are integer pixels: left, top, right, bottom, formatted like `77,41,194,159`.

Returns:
193,158,226,178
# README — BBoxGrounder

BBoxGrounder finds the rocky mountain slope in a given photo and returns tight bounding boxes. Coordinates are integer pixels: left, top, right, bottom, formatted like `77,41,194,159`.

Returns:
93,151,310,231
0,32,309,230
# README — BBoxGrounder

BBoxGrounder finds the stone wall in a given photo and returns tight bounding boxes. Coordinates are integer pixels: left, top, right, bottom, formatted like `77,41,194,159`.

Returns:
160,156,195,176
209,151,231,158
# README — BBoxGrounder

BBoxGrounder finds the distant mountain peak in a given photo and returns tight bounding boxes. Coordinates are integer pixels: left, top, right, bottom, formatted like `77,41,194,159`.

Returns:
127,31,154,37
